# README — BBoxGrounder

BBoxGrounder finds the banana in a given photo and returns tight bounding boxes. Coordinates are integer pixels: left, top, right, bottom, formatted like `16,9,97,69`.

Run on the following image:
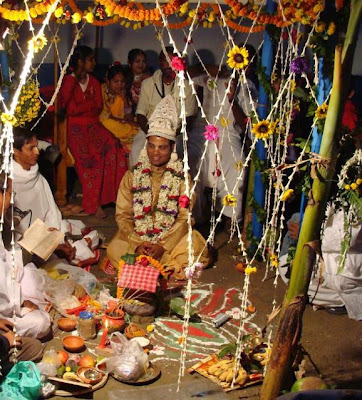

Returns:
226,369,236,383
234,367,248,385
219,369,230,382
213,364,231,378
63,372,83,382
208,359,233,374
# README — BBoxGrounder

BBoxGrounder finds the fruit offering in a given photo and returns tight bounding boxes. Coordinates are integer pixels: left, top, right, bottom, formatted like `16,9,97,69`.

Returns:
207,359,248,386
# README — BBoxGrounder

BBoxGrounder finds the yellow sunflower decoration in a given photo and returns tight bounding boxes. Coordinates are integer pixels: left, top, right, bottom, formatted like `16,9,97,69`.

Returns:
315,103,328,119
222,194,237,207
251,120,275,140
1,113,17,126
280,189,294,202
28,34,47,53
227,46,249,70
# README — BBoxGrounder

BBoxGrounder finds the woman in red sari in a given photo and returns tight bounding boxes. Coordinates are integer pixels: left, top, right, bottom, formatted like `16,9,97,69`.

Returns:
59,46,127,218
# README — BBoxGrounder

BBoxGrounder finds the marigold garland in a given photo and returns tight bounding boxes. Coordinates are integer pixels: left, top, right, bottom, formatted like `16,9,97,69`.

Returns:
14,79,41,127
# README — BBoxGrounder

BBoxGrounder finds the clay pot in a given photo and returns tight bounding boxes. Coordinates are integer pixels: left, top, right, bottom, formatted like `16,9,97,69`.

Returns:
102,309,126,333
62,335,86,353
58,318,76,332
77,367,103,385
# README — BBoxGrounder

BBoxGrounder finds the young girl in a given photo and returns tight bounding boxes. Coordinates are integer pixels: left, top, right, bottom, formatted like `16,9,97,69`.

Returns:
100,63,138,155
125,49,151,112
59,46,127,219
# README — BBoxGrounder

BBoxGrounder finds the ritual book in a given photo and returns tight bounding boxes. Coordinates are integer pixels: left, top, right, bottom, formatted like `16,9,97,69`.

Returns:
18,218,64,261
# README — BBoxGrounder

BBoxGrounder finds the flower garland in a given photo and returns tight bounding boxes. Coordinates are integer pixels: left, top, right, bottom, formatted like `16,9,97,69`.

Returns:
14,79,41,127
132,151,184,243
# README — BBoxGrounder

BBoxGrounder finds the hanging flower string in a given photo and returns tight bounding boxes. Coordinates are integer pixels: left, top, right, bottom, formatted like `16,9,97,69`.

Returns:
252,120,275,141
184,262,204,280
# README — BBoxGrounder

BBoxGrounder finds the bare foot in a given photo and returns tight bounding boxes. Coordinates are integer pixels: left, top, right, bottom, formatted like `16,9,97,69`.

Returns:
95,207,107,219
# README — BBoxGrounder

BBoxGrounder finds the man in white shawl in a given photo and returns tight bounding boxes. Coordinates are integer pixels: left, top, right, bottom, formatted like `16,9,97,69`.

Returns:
279,207,362,320
0,177,51,339
12,127,99,266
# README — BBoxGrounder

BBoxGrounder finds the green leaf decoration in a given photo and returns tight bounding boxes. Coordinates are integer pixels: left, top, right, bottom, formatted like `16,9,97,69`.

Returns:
121,253,137,264
218,342,237,358
169,297,195,317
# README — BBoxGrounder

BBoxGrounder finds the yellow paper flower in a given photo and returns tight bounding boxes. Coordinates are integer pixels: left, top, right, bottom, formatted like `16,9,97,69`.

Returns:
28,34,47,53
315,21,326,33
281,189,294,202
251,120,275,140
227,46,249,70
234,161,243,171
222,194,237,207
84,12,95,24
245,266,257,275
351,183,358,190
270,254,279,268
1,113,17,125
327,22,336,36
315,103,328,119
344,184,351,190
356,178,362,185
146,324,154,332
221,116,230,127
72,12,82,24
54,7,63,19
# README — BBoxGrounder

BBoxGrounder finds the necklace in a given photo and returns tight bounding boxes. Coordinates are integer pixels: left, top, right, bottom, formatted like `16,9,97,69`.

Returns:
134,73,143,81
132,153,184,243
155,79,175,99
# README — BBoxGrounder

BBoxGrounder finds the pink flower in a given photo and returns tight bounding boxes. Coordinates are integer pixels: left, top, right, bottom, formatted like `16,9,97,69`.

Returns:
203,124,219,141
171,56,186,72
185,262,204,279
178,195,190,208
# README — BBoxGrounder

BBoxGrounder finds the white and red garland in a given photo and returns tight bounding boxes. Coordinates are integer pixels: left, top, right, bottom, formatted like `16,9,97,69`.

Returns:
132,152,184,242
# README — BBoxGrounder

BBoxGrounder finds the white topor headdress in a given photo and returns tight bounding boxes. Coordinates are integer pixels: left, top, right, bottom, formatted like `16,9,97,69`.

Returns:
146,95,178,142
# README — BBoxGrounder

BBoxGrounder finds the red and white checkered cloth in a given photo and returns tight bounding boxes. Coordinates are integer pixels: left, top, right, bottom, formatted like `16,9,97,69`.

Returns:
118,264,160,293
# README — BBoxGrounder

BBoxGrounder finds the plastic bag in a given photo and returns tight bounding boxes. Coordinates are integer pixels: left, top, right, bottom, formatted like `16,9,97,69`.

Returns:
0,361,42,400
104,332,149,382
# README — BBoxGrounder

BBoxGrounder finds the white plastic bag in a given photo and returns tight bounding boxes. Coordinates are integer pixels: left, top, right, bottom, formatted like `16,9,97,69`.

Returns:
104,332,149,382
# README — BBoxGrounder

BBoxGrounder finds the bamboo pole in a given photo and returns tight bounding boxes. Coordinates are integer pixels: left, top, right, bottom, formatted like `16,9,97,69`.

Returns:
260,2,362,399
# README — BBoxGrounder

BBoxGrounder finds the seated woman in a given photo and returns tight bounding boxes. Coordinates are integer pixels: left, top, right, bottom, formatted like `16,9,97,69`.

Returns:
99,63,139,155
0,176,51,340
59,45,127,218
107,95,211,280
125,49,151,112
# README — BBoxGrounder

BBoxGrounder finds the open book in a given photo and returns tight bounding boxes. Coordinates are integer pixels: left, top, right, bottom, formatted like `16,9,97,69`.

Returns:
18,218,64,261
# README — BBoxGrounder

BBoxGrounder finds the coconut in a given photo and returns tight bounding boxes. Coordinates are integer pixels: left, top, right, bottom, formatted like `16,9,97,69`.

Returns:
291,376,329,392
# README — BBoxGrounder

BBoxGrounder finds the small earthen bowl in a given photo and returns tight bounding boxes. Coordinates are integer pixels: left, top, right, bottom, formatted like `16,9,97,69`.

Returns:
57,318,76,332
77,367,103,385
62,335,85,353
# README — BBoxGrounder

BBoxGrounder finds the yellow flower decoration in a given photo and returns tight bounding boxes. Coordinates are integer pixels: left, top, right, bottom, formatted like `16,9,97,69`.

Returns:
54,7,63,19
270,254,279,268
315,103,328,119
245,266,257,275
227,46,249,70
221,116,230,127
290,79,296,92
356,178,362,185
72,12,82,24
327,22,336,36
84,12,95,24
234,161,244,171
28,34,47,53
281,189,294,202
315,21,326,33
1,113,17,125
344,184,351,190
351,183,358,190
251,120,275,140
222,194,237,207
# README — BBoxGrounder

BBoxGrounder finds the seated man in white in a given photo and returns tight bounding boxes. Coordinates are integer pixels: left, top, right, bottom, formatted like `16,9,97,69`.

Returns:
12,127,99,267
0,177,50,339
